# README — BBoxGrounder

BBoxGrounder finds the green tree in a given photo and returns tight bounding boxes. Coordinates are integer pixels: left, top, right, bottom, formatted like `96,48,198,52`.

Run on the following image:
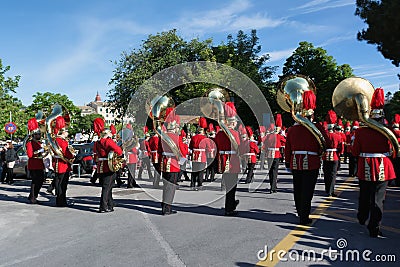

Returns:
0,59,26,140
280,41,354,122
213,30,278,126
109,29,215,122
355,0,400,69
26,92,81,135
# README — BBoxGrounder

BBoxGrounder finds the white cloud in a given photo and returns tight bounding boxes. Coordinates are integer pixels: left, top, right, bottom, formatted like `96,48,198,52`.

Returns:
265,48,296,63
291,0,354,14
171,0,285,35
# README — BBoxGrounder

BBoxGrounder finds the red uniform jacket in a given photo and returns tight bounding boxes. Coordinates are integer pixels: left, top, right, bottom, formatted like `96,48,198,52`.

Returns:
352,127,395,181
127,147,139,164
157,132,187,173
285,124,321,170
264,133,284,159
94,137,123,174
26,140,45,170
189,134,208,163
53,137,74,173
215,128,241,173
148,135,159,163
206,137,217,159
322,131,343,161
239,139,259,163
344,131,351,153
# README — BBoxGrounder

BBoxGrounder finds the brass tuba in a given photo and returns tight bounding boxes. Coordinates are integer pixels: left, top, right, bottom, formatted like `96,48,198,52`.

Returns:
22,110,50,156
45,104,75,164
332,77,399,157
201,87,238,150
150,95,183,160
107,127,134,172
277,75,326,154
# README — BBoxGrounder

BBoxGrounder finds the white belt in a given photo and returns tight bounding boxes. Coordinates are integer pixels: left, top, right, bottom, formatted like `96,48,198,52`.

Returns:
267,148,279,151
359,152,390,157
219,151,236,155
162,152,175,157
97,157,108,160
127,152,133,155
193,148,206,151
151,150,157,153
326,149,337,152
292,151,318,155
244,153,256,156
53,156,62,159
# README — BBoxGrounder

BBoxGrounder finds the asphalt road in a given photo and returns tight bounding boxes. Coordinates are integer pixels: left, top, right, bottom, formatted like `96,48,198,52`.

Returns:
0,163,399,267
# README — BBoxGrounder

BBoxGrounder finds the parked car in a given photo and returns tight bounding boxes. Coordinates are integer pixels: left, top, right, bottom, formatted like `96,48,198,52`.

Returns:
14,145,29,178
72,142,95,175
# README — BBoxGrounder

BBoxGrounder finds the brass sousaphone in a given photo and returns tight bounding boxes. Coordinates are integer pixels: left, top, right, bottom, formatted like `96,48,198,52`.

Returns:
277,75,326,154
332,77,399,157
45,104,75,164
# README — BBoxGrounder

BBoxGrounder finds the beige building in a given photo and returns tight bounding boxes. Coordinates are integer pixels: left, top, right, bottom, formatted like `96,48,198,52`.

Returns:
78,92,120,125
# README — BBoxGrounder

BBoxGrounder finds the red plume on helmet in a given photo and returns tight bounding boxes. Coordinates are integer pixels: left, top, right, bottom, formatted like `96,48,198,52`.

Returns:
126,123,132,129
238,124,246,136
180,129,186,138
207,123,215,133
225,102,237,122
198,117,207,129
268,123,275,132
259,126,266,133
27,118,39,134
325,110,337,124
245,126,253,137
55,116,66,135
392,114,400,128
302,90,316,111
143,126,148,134
110,124,117,135
164,107,175,123
338,119,343,127
275,114,282,128
371,87,385,109
215,126,221,132
93,118,105,136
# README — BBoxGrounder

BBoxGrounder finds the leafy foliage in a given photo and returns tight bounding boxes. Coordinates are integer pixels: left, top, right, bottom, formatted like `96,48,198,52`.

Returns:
355,0,400,69
280,41,354,123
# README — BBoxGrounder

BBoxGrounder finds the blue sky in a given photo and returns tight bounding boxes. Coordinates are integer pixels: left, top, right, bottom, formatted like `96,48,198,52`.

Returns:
1,0,399,107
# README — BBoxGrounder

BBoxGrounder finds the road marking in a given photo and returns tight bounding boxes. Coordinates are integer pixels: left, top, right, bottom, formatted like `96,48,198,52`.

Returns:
256,176,355,266
135,196,186,267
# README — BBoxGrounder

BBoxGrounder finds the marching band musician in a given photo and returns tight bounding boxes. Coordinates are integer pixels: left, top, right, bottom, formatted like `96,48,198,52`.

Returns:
26,118,46,204
93,118,123,213
258,126,267,170
177,129,190,183
214,102,241,216
285,91,326,225
52,116,75,207
352,88,396,237
239,126,259,184
343,121,351,164
138,127,153,181
205,123,217,182
189,117,209,190
349,121,360,177
126,137,140,188
157,108,187,215
390,114,400,186
148,130,161,187
323,110,343,197
111,124,125,187
264,122,285,193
